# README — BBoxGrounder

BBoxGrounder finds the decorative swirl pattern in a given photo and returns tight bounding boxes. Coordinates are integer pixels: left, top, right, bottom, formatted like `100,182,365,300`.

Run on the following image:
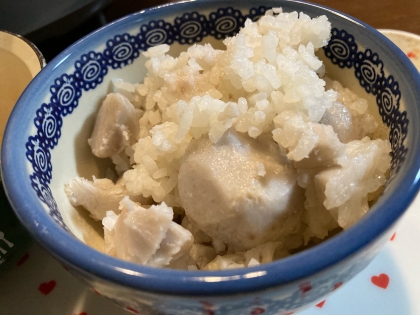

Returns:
42,111,59,140
50,74,81,116
113,42,133,61
104,34,140,69
209,8,244,39
323,29,357,68
24,9,409,310
148,29,167,45
180,21,201,38
34,103,63,149
390,111,409,152
57,84,75,106
245,6,269,22
83,60,101,81
380,89,396,119
26,136,52,184
34,146,48,172
354,49,384,95
389,110,409,176
376,76,401,126
138,20,174,50
329,39,350,59
30,174,67,230
47,198,69,232
216,16,236,33
30,174,48,204
174,12,208,44
323,28,407,175
390,146,408,178
74,52,108,91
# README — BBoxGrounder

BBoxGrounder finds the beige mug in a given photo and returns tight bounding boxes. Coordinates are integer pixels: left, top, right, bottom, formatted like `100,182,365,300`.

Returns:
0,30,45,275
0,30,46,143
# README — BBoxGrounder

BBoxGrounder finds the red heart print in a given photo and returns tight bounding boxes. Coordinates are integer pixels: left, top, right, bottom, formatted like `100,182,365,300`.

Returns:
315,300,326,308
126,307,139,314
91,288,101,295
408,51,417,58
299,282,312,295
39,280,56,295
390,232,396,241
371,273,389,289
201,301,213,309
251,307,265,315
16,253,29,266
201,301,214,315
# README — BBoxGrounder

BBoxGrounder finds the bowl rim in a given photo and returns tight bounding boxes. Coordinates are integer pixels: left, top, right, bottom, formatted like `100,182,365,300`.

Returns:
2,0,420,297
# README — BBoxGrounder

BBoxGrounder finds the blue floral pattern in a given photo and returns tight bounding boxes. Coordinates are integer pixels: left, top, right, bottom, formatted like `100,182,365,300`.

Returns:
137,20,174,49
74,52,108,91
34,103,63,149
354,49,385,95
24,7,409,314
50,74,82,116
208,8,245,39
323,29,357,68
26,136,52,184
173,12,208,44
376,76,401,124
29,173,69,231
323,27,408,177
104,34,141,69
246,6,270,22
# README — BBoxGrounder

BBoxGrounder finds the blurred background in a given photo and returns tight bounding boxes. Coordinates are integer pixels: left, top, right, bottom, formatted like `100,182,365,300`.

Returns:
0,0,419,62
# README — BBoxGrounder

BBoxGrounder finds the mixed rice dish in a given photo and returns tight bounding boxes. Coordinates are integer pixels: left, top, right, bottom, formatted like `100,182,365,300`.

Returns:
65,8,391,270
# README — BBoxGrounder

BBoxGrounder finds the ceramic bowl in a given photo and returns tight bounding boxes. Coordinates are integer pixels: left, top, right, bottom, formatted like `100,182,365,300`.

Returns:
0,30,45,276
2,1,420,314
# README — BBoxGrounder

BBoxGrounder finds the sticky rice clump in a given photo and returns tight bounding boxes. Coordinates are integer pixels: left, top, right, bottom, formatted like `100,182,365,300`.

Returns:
65,8,391,270
117,9,338,206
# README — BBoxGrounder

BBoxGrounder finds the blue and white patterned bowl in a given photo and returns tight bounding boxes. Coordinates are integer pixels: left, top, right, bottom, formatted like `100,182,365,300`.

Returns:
2,1,420,314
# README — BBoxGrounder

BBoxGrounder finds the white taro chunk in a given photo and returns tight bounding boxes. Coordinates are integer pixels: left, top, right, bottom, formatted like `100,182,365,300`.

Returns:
301,178,339,243
321,79,379,142
103,197,193,267
65,177,128,220
272,111,345,168
64,177,151,221
103,210,118,256
314,137,392,228
293,123,345,169
88,93,140,158
178,129,304,251
319,101,356,143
